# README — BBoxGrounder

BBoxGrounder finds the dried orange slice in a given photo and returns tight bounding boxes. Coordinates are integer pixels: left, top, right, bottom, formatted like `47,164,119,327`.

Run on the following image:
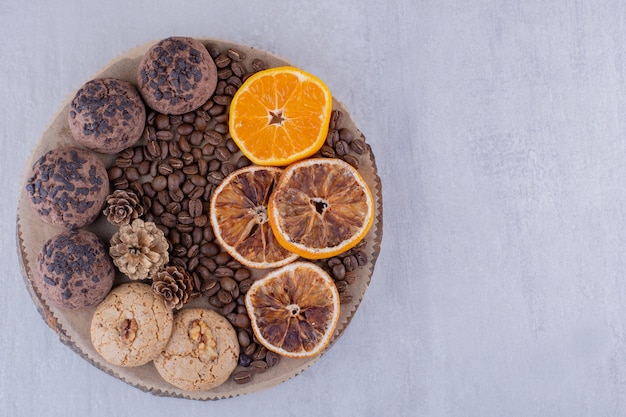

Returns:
268,158,374,259
229,66,332,166
210,166,299,269
245,261,340,358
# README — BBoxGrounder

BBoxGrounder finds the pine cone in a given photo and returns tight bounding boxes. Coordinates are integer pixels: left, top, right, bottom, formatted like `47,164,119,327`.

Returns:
109,219,169,280
103,190,144,226
152,265,194,310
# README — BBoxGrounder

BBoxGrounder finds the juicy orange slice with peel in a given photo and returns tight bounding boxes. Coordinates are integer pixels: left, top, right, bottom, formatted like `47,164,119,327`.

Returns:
268,158,374,259
210,165,299,269
245,261,340,358
229,66,332,166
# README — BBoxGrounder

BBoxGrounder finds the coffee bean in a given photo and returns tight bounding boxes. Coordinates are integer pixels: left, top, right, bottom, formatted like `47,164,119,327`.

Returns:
151,176,167,192
251,58,266,72
189,199,203,217
144,125,157,141
218,68,233,80
180,232,192,248
244,342,257,357
208,104,225,116
172,245,187,257
129,181,143,197
238,330,251,348
350,139,366,155
132,148,144,164
182,165,199,175
155,114,170,130
214,54,231,68
217,289,233,304
200,256,217,273
220,162,235,177
188,255,200,272
194,116,207,131
326,130,340,147
224,84,239,96
208,159,221,172
156,130,174,141
214,123,229,135
182,112,196,124
200,242,220,257
339,293,353,304
190,174,207,187
177,212,193,225
238,354,252,368
239,278,254,294
197,158,209,176
138,160,151,176
227,48,244,61
320,145,336,158
146,140,161,159
234,268,251,282
227,313,250,328
177,123,193,136
343,255,358,271
204,129,223,145
215,267,234,278
120,148,134,159
158,162,173,176
169,188,185,203
161,212,177,228
332,263,346,280
233,370,252,384
344,271,356,284
169,141,182,158
115,158,132,168
335,280,348,293
108,166,123,181
169,114,183,125
213,95,232,106
237,155,251,169
222,301,237,315
265,351,280,367
167,174,181,191
335,140,349,156
330,110,343,130
181,180,195,195
206,43,220,58
209,295,224,308
220,276,237,292
338,128,354,143
151,201,165,216
179,136,192,153
214,146,231,162
187,244,200,258
230,61,245,78
252,345,267,361
208,170,225,185
157,190,170,205
354,250,368,266
250,360,269,374
343,154,360,168
142,182,156,199
194,214,208,227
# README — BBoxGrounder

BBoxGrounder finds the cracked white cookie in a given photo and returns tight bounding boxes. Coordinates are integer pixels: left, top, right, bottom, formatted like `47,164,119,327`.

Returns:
153,308,239,391
90,282,173,367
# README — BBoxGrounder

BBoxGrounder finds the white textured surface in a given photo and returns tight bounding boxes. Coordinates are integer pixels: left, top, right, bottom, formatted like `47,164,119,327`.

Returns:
3,0,626,415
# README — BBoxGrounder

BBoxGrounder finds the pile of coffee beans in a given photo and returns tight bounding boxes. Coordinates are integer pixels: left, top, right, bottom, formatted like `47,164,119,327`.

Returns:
108,43,369,384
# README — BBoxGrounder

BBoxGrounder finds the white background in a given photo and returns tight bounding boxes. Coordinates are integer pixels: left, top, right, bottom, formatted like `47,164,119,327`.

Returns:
3,0,626,416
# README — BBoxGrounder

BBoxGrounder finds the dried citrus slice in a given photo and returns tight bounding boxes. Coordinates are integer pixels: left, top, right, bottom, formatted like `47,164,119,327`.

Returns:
210,166,299,269
229,66,332,166
268,158,374,259
245,261,340,358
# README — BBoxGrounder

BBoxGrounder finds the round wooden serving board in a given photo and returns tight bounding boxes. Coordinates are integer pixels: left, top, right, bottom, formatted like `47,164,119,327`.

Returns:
16,38,383,400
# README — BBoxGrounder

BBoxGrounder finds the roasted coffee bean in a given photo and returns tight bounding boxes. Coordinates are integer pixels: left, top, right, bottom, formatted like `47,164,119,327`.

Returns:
169,114,183,125
155,114,170,130
326,130,340,147
233,370,252,384
132,148,144,164
343,154,360,168
237,155,251,169
215,252,232,265
343,255,358,271
214,123,229,135
113,177,128,190
177,123,194,136
167,174,181,191
227,48,244,61
108,166,123,180
152,175,167,192
146,140,161,159
129,181,143,197
161,212,177,228
238,330,251,348
206,43,220,58
207,170,225,185
186,130,203,147
329,110,343,130
194,214,208,227
224,83,239,96
320,145,336,158
193,115,207,131
200,256,217,272
222,301,237,315
200,242,220,257
339,293,353,304
197,158,209,176
115,158,132,168
219,276,237,292
344,271,357,284
335,280,348,293
192,227,203,244
234,268,251,282
178,136,192,153
227,313,250,328
144,125,157,141
203,226,215,241
156,130,174,141
172,245,187,257
197,265,212,281
217,289,233,304
354,250,368,266
169,141,182,158
208,159,221,172
265,351,280,368
190,174,207,187
209,295,224,308
120,148,134,159
182,165,199,175
178,212,193,225
215,267,234,278
180,232,192,249
169,188,185,203
250,360,269,374
158,162,173,176
220,162,235,177
213,95,232,106
187,244,200,258
251,58,266,72
218,68,233,80
350,139,366,155
141,195,152,211
332,263,346,280
157,190,171,205
138,160,151,176
335,140,349,156
151,201,165,216
189,198,203,217
182,152,194,166
230,61,245,78
244,342,257,357
214,146,231,162
239,278,254,294
168,229,181,245
236,305,247,314
187,256,200,272
182,112,196,124
208,104,225,116
238,354,252,368
214,54,231,68
252,345,267,361
338,128,354,143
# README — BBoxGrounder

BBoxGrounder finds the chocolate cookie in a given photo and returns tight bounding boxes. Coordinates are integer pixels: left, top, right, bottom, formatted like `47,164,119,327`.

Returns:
137,37,217,115
36,229,115,310
68,78,146,154
153,308,239,391
90,283,174,367
25,147,109,228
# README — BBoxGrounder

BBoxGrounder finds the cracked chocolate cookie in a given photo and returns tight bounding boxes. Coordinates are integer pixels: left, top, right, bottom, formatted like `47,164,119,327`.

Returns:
137,37,217,115
25,146,109,228
68,78,146,154
90,282,174,367
153,308,239,391
36,229,115,310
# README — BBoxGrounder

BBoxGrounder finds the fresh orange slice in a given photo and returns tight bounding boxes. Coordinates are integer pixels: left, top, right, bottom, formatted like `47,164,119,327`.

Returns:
245,261,340,358
210,165,299,269
268,158,374,259
229,66,332,166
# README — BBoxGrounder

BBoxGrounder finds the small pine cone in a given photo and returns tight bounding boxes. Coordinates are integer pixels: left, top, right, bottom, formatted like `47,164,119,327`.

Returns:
152,265,194,309
103,190,144,226
109,219,169,280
